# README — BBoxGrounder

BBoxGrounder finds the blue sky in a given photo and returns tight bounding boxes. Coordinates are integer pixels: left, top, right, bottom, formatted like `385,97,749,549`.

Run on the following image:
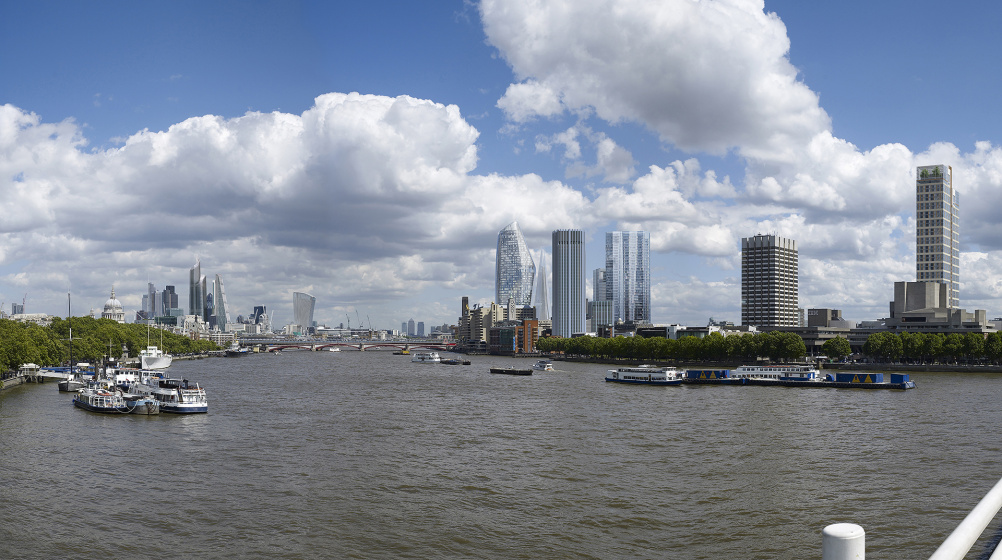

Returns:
1,0,1000,330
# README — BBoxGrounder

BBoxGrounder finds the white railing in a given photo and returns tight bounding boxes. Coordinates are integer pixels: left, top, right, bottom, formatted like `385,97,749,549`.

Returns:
822,476,1002,560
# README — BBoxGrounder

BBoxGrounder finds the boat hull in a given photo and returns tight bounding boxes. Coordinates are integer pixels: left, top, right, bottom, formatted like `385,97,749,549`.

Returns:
72,397,128,413
58,379,86,392
490,368,532,376
160,403,209,414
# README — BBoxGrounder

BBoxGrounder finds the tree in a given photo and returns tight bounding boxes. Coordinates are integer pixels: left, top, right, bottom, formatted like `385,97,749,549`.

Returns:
985,332,1002,364
963,333,985,363
822,336,851,360
863,332,902,362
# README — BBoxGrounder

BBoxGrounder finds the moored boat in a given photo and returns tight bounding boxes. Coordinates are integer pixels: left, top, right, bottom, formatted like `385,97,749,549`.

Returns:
73,383,129,413
731,364,821,381
140,345,173,369
605,365,682,385
412,351,441,363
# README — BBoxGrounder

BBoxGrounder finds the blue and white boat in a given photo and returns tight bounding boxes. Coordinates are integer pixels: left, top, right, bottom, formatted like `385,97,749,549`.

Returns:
605,365,683,385
532,360,553,371
412,351,441,363
144,377,208,414
73,383,129,413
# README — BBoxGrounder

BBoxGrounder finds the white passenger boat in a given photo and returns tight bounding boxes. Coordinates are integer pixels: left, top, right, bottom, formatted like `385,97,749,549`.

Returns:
412,351,441,363
123,373,208,414
731,364,821,381
605,365,683,385
140,345,173,369
532,360,553,371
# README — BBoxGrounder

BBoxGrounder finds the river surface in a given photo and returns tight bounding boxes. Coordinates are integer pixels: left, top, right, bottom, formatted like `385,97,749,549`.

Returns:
2,351,1002,559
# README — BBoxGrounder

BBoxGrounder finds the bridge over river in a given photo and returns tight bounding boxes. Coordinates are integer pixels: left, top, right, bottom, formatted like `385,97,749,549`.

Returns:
236,337,456,353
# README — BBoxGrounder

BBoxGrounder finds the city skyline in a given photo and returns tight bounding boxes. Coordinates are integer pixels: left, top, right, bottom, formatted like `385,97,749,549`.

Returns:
3,1,1002,329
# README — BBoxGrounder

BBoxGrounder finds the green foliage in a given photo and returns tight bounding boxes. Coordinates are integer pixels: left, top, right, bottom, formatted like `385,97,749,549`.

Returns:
0,317,220,373
821,336,851,359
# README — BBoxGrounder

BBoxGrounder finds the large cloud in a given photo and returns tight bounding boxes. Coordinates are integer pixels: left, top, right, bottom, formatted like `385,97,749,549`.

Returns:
0,95,587,325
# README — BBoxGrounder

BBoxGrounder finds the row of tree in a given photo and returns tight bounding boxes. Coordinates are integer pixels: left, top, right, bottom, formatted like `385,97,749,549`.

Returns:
862,331,1002,363
535,331,808,362
0,317,220,374
535,330,1002,364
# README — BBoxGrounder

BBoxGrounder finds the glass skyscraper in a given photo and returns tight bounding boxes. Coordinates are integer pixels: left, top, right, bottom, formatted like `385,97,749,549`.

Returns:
604,231,651,323
292,292,316,334
495,221,535,307
551,229,585,337
916,164,959,308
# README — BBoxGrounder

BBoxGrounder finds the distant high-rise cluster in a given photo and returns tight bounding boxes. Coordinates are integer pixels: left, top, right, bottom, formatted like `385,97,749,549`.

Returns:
186,259,231,331
916,164,959,308
741,234,799,327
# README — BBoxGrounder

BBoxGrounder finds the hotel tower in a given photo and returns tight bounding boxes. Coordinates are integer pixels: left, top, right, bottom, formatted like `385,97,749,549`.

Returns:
915,164,959,308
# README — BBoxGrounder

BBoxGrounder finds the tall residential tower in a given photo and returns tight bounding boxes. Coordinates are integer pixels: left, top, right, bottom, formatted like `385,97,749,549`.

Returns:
604,231,651,324
916,164,959,308
495,221,535,307
741,234,798,327
551,229,585,337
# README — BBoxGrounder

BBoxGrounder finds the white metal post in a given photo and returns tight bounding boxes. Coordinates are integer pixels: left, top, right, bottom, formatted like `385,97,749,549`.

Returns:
823,523,865,560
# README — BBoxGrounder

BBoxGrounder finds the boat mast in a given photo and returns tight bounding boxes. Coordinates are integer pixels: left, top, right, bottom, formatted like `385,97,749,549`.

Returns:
67,292,73,376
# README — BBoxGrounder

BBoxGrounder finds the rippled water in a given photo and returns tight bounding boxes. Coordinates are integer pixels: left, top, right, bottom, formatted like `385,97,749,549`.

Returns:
2,351,1002,559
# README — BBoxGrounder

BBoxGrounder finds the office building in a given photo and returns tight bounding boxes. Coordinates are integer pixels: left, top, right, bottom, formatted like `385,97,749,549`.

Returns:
407,318,416,336
189,260,209,320
741,234,798,327
417,321,425,337
495,222,536,307
213,274,230,332
551,229,586,337
163,285,178,312
292,292,316,334
604,231,651,323
916,164,959,308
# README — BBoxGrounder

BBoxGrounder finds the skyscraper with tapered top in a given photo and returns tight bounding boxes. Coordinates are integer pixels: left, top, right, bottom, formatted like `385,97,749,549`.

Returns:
495,221,536,308
551,229,585,337
916,164,959,308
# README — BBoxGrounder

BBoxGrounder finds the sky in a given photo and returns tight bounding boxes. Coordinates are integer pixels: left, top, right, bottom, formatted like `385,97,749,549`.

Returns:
1,0,1001,331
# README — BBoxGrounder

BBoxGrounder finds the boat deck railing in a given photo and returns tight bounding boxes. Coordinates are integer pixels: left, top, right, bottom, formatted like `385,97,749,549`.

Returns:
822,476,1002,559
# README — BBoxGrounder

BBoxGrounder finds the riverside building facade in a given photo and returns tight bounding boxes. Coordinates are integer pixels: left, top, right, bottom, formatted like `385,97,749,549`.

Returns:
916,164,959,308
741,234,799,327
551,229,586,337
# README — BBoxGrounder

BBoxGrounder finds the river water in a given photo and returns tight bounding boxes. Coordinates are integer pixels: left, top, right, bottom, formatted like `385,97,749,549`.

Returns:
2,350,1001,559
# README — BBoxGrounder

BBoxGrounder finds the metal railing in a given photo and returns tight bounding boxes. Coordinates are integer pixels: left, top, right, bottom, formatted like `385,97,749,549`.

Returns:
823,476,1002,560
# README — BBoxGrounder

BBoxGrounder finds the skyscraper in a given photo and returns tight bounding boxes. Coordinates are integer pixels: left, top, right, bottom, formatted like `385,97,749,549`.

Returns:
214,274,230,331
495,221,536,307
741,234,798,327
532,249,550,321
604,231,651,323
593,268,607,303
292,292,316,334
163,285,179,312
916,164,959,308
551,229,586,337
189,260,204,318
